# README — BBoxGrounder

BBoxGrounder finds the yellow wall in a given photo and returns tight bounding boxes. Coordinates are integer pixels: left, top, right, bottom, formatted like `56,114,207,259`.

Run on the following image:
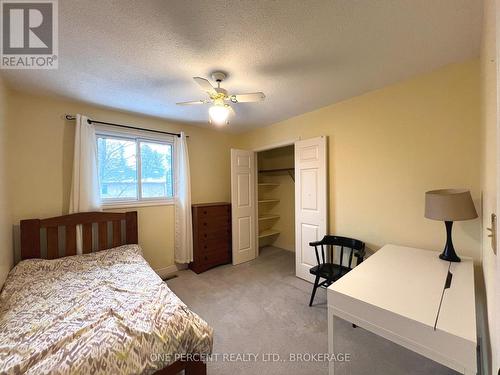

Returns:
237,60,482,259
0,76,12,287
6,90,236,273
258,146,294,170
1,61,483,290
480,0,498,371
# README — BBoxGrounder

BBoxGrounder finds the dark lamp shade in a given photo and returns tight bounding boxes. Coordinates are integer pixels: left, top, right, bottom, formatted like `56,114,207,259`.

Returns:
425,189,478,222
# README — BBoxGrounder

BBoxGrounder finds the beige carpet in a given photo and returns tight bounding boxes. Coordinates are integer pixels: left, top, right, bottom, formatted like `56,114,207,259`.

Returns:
167,247,458,375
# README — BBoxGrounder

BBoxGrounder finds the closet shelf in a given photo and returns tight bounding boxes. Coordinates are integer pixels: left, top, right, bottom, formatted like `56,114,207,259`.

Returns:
258,229,281,239
258,214,280,221
258,183,280,187
258,199,280,204
259,168,293,173
258,168,295,182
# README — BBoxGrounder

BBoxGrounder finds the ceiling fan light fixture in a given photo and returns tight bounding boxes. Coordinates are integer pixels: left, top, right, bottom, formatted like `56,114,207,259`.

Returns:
176,73,266,125
209,104,230,126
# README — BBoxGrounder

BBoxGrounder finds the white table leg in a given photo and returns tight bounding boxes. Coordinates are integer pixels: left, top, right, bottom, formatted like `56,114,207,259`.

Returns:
328,306,335,375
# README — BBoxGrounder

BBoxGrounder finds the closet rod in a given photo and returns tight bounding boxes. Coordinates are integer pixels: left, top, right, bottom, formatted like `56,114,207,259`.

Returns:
65,114,185,138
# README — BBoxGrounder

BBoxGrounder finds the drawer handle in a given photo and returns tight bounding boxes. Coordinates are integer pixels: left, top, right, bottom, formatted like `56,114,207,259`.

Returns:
434,270,454,331
204,211,207,214
204,245,207,249
444,271,453,289
204,234,207,238
204,222,207,226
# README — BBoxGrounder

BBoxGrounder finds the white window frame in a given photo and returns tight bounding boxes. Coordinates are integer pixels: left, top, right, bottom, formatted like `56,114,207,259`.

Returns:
95,125,175,209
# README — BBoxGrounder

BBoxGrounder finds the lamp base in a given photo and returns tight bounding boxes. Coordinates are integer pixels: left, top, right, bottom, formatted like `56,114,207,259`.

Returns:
439,221,461,262
439,251,461,262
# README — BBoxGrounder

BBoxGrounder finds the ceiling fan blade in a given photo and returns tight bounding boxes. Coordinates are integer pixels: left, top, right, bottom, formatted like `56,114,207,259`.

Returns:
176,100,208,106
229,92,265,103
193,77,217,96
227,105,236,116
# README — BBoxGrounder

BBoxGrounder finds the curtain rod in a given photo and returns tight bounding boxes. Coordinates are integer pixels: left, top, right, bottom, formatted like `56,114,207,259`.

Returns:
65,114,184,138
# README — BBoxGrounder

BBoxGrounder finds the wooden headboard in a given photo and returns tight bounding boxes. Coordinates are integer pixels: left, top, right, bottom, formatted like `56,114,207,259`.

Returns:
20,211,138,260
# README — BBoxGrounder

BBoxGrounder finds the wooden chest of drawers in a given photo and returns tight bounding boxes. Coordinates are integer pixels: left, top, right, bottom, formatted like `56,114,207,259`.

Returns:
190,202,232,274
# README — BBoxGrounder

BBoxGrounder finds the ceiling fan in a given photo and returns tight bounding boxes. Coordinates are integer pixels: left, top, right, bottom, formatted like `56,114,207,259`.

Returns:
176,72,265,126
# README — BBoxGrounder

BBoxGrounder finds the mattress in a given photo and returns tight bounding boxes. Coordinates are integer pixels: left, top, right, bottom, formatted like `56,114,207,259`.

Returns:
0,245,213,374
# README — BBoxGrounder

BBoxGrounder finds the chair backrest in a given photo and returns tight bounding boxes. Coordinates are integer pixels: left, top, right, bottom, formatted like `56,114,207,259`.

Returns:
311,235,365,270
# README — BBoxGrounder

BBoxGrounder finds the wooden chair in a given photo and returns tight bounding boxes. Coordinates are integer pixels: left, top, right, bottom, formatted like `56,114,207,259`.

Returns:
308,235,366,306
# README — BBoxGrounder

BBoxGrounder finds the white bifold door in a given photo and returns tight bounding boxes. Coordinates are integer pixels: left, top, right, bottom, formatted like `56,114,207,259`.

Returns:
294,136,327,282
230,137,327,281
231,149,257,265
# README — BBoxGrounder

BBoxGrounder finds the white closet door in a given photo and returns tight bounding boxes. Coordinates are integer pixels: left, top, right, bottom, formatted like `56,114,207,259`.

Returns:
231,149,257,265
295,136,328,282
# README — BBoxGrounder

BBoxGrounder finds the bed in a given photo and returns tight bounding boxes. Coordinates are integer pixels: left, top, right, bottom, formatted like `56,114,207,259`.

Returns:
0,211,212,375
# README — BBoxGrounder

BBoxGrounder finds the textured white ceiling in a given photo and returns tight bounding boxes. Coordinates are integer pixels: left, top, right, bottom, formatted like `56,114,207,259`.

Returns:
2,0,482,132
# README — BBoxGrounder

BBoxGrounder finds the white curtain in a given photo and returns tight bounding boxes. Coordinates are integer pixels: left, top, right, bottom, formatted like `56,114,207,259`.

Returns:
174,132,193,263
69,114,101,253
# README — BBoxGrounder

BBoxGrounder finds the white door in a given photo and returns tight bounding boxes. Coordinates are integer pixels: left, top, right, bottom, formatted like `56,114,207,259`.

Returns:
295,136,328,282
231,149,257,265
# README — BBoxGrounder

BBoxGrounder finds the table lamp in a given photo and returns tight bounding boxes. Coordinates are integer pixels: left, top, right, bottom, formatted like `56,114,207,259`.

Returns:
425,189,478,262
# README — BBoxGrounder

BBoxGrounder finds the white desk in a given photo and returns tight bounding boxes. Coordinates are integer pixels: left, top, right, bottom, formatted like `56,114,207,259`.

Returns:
327,244,476,374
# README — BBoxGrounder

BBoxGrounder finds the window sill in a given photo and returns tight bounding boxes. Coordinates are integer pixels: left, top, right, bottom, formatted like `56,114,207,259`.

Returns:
102,199,174,210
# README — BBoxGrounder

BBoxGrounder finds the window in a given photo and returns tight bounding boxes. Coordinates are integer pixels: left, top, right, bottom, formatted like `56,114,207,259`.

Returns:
97,132,174,206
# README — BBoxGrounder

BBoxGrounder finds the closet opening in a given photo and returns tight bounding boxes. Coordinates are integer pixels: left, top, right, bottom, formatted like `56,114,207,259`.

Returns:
257,145,295,257
231,136,325,278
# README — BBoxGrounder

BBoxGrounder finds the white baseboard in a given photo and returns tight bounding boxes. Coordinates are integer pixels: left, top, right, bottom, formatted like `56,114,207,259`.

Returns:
155,263,188,279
